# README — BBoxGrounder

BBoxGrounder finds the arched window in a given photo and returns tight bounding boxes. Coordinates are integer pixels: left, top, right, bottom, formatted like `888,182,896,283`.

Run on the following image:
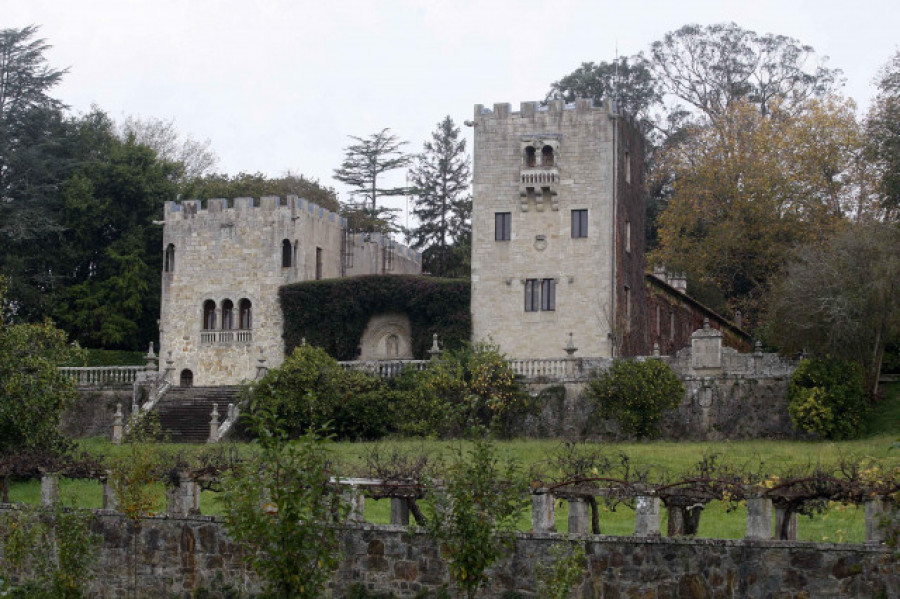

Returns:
524,146,536,167
239,299,252,330
221,299,234,330
180,369,193,388
164,244,175,272
203,300,216,330
281,239,292,267
541,145,554,166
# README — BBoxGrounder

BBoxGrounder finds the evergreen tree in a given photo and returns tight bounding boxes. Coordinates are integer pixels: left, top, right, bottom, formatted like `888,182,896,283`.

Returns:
409,116,471,277
333,128,411,232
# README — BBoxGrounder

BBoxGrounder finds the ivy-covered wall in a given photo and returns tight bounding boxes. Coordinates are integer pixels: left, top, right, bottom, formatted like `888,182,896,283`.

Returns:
280,275,470,359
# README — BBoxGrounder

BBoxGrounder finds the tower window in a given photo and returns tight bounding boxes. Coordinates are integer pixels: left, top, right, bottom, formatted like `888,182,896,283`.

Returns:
525,278,556,312
524,146,536,167
315,247,323,280
524,279,539,312
625,150,631,184
221,299,234,330
281,239,292,267
571,209,588,238
541,278,556,311
202,300,216,330
495,212,511,241
164,244,175,272
541,145,554,167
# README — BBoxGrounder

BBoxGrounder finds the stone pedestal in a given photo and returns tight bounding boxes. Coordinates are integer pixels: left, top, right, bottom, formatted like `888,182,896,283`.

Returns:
635,495,661,537
746,496,773,540
102,479,119,511
40,473,59,506
390,498,409,525
775,507,798,540
568,499,591,534
531,491,555,533
343,488,365,522
166,472,200,516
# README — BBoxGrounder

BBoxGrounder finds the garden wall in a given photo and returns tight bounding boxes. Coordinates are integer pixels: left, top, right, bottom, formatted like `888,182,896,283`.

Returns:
0,507,895,598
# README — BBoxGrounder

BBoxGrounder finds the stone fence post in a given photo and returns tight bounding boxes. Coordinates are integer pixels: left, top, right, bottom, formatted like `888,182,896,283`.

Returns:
40,472,59,506
746,494,773,540
635,495,661,537
390,498,409,525
102,473,119,511
165,471,200,516
532,490,555,533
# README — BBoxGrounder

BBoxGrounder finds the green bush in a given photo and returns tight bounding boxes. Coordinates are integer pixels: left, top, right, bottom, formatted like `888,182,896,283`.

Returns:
788,358,869,440
391,343,532,437
586,358,684,439
246,344,392,440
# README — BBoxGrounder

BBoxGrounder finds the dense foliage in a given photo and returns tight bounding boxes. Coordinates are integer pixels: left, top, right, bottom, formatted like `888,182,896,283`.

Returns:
246,344,393,440
391,343,531,438
224,407,347,599
788,358,869,440
280,274,470,360
586,359,685,438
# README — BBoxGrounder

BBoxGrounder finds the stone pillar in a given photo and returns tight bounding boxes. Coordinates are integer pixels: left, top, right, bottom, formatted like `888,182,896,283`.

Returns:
343,488,365,522
102,478,119,511
746,496,773,540
775,506,798,540
690,318,723,374
865,497,887,543
166,472,200,516
208,403,219,443
667,505,684,536
40,473,59,506
390,498,409,525
531,491,556,533
568,498,591,534
112,403,124,445
635,495,661,537
427,334,443,361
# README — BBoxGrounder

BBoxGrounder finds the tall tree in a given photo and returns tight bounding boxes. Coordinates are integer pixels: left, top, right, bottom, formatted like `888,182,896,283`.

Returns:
547,57,661,133
119,115,218,183
333,128,411,231
767,221,900,393
865,51,900,220
651,97,864,326
0,26,67,202
648,23,843,122
409,116,471,277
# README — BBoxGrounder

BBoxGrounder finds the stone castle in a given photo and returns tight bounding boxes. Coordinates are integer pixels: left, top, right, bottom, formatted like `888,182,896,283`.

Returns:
159,99,746,386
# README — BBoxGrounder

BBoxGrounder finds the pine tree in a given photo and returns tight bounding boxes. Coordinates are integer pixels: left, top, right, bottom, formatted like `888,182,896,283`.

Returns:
409,116,471,277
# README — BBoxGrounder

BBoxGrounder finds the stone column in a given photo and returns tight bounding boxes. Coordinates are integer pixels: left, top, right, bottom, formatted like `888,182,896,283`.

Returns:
102,477,119,511
343,488,365,522
746,496,773,540
112,403,124,445
208,404,219,443
390,498,409,525
775,506,798,540
531,490,555,533
865,497,887,543
166,472,200,516
40,473,59,506
635,495,661,537
568,498,591,534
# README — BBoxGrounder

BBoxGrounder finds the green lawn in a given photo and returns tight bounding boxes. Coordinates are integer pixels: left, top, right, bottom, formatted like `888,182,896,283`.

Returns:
8,384,897,545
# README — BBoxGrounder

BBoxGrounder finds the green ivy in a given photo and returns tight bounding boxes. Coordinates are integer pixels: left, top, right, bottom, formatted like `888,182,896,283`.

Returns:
280,275,470,360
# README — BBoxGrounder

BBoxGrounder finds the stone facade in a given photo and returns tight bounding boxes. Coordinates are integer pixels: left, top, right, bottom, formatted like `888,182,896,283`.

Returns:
470,98,647,359
159,196,420,386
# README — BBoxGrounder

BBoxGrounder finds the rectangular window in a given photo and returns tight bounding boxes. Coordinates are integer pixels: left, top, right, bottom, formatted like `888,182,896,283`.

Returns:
625,220,632,253
571,209,588,238
541,278,556,311
315,247,323,280
495,212,511,241
524,279,539,312
624,286,632,332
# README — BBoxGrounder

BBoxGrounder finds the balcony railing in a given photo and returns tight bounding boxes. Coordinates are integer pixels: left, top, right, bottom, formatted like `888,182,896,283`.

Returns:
200,330,253,344
58,366,145,386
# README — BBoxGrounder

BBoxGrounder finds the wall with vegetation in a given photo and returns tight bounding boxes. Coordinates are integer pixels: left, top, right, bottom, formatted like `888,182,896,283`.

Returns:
280,275,470,360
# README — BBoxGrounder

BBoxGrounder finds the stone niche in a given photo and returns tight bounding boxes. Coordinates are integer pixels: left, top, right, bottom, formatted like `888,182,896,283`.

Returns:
358,313,413,360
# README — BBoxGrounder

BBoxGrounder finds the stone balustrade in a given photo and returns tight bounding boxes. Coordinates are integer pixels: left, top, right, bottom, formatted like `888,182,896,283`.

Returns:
338,359,430,378
58,366,145,387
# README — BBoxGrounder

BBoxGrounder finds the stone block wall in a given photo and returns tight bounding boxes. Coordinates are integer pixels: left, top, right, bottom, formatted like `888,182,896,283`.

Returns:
1,508,895,598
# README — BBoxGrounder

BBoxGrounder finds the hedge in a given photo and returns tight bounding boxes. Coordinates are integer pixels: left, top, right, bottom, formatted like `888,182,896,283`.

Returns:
279,275,470,360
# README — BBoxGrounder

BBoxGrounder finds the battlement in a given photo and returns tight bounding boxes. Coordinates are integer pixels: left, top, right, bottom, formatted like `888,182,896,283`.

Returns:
164,195,348,228
474,98,642,130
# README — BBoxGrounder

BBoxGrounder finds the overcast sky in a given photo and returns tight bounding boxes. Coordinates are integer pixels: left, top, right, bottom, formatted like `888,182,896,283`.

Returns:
4,0,898,238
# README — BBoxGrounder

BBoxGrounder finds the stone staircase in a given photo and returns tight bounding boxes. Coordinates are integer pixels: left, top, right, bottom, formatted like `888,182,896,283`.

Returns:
153,386,242,443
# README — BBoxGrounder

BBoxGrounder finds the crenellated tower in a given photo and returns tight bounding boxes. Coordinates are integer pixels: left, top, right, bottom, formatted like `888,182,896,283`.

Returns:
470,98,647,359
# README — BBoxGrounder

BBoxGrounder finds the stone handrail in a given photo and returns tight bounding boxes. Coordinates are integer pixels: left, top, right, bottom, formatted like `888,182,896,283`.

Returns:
338,360,430,378
58,366,145,386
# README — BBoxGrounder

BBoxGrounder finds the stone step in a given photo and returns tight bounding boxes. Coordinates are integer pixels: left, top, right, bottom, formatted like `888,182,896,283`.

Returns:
152,386,241,443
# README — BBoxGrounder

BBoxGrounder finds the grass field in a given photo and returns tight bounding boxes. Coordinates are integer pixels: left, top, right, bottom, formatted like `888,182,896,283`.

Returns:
7,383,898,545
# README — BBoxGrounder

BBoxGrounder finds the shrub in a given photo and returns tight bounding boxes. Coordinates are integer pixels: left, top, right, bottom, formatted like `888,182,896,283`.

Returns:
586,358,684,438
788,358,868,439
391,343,532,437
246,344,392,440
